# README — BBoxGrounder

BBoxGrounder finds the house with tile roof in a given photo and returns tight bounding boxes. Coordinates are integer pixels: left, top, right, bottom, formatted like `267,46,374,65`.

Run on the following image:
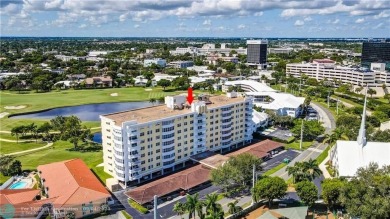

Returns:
37,159,111,219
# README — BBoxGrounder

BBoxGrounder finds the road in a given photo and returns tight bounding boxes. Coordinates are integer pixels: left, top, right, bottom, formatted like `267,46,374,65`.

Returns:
271,102,336,180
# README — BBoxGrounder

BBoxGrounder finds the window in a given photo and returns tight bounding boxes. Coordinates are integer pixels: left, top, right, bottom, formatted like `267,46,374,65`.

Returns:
141,146,145,150
156,142,160,146
141,161,145,164
140,132,144,136
142,167,145,171
156,149,160,153
178,143,181,146
156,156,160,160
156,129,160,132
178,156,181,159
184,122,187,125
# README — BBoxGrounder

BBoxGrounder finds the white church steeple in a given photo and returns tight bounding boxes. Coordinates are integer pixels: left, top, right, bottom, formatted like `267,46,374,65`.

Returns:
357,88,368,147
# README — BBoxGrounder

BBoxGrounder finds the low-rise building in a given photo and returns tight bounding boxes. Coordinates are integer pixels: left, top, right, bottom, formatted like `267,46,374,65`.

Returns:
144,58,166,68
85,76,113,87
88,51,110,57
134,76,148,86
55,55,86,62
100,93,254,185
37,159,112,219
168,61,194,69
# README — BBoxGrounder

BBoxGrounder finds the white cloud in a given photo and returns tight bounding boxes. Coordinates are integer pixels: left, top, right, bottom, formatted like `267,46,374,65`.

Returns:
332,19,340,24
134,24,140,28
202,19,211,25
304,16,312,21
237,24,245,29
374,10,390,19
254,12,263,16
294,20,304,26
355,18,365,23
79,24,87,28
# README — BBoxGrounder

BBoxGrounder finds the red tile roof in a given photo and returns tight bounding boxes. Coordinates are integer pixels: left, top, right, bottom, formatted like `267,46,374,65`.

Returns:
37,159,110,208
0,189,40,205
227,139,284,158
126,165,211,204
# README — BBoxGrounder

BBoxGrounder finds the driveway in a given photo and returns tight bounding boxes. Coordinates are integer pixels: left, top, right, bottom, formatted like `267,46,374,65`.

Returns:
311,102,336,134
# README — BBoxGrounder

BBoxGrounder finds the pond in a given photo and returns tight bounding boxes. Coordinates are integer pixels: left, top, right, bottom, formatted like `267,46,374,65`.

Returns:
11,101,153,121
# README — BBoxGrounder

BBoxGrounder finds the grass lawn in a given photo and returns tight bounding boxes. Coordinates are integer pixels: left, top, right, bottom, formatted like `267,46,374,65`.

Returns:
315,144,333,165
0,87,198,131
128,199,149,214
0,141,47,154
14,140,103,170
91,166,113,185
121,211,133,219
284,141,312,150
263,163,287,176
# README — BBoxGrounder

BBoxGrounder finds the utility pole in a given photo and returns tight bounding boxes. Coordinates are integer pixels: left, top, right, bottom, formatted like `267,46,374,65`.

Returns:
336,97,339,115
154,195,158,219
252,164,256,205
299,76,302,95
285,81,287,93
300,119,304,151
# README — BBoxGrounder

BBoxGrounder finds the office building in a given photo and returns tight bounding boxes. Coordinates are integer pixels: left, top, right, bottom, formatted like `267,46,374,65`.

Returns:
286,59,390,87
247,40,268,68
100,94,254,184
361,42,390,70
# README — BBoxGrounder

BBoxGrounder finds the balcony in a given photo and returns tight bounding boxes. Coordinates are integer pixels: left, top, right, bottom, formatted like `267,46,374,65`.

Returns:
221,125,232,131
113,138,122,145
114,159,125,167
115,168,125,174
114,146,124,153
162,150,175,158
128,153,139,159
114,152,124,160
115,173,125,181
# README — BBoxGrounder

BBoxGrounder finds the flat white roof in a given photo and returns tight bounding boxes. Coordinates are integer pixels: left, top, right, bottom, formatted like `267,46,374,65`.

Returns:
247,91,305,110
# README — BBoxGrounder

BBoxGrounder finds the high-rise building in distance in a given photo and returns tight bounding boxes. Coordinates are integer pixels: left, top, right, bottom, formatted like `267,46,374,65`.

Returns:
361,42,390,70
247,40,268,69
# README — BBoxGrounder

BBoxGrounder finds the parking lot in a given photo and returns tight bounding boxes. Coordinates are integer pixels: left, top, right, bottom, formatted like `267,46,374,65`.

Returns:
265,128,294,142
260,149,300,173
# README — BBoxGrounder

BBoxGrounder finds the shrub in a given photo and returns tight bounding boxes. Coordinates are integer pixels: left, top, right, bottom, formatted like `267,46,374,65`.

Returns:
128,199,149,214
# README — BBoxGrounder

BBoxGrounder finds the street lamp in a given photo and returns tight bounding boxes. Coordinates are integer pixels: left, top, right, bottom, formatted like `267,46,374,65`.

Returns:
299,119,304,151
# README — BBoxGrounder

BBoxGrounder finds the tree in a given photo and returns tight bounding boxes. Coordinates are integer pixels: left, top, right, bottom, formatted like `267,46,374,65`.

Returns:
339,163,390,218
11,126,24,143
252,176,287,207
196,201,205,219
321,178,346,211
157,79,171,90
355,86,363,94
173,202,186,219
157,96,165,104
186,193,200,219
304,96,311,107
368,129,390,142
211,153,262,192
204,193,219,214
172,76,190,90
291,120,325,141
149,98,156,105
8,160,22,176
296,181,318,207
227,200,242,215
287,159,322,183
367,88,376,98
100,203,110,214
0,155,15,176
37,122,52,141
52,116,91,149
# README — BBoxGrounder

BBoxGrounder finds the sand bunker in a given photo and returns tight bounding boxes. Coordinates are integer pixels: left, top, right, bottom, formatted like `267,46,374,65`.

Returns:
0,112,9,119
110,93,118,96
145,89,153,91
4,105,26,110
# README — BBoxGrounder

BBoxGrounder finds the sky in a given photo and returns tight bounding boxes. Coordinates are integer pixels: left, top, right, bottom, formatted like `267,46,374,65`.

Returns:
0,0,389,37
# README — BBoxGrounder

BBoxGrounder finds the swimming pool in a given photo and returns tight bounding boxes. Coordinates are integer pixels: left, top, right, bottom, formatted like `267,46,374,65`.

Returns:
9,181,27,189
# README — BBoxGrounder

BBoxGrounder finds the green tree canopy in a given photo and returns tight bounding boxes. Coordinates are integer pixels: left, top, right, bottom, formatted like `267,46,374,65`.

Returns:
321,178,346,211
252,176,287,207
339,163,390,218
296,181,318,207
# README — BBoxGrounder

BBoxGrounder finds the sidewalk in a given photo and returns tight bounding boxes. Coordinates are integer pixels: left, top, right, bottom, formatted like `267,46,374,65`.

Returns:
319,153,332,179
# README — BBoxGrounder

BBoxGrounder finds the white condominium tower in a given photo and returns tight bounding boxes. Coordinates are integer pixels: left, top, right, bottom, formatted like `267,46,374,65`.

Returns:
100,93,254,184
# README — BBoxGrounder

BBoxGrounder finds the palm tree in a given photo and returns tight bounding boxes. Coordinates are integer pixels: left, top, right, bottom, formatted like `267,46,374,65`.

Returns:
186,193,200,219
196,201,205,219
286,164,304,183
204,193,219,214
303,159,322,181
173,202,186,219
227,200,242,215
367,88,376,98
157,96,165,104
11,126,23,143
149,98,156,105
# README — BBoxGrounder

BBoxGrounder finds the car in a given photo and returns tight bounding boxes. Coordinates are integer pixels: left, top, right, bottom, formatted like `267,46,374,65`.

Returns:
283,158,290,163
308,113,317,117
